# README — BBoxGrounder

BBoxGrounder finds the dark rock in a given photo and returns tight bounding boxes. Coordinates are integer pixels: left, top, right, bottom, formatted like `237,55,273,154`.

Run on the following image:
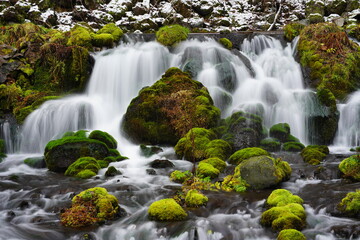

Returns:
140,144,163,158
24,157,46,168
331,224,360,239
105,166,122,177
193,2,213,17
133,2,148,15
1,6,24,23
215,62,237,93
146,168,156,175
149,159,174,168
44,138,110,172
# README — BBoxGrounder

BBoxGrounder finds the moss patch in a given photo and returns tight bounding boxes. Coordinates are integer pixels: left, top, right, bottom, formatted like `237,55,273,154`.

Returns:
156,25,189,47
60,187,119,227
337,189,360,217
185,189,208,207
148,198,187,221
339,155,360,181
228,147,270,165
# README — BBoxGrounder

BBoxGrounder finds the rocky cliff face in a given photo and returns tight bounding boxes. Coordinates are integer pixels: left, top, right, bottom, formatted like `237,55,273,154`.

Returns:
0,0,358,33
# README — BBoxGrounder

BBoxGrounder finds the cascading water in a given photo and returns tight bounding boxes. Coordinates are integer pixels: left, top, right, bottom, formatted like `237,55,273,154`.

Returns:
0,120,19,153
0,36,359,240
333,90,360,148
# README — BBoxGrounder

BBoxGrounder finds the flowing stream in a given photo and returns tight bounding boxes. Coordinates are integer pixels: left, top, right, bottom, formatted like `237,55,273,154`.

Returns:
0,36,359,239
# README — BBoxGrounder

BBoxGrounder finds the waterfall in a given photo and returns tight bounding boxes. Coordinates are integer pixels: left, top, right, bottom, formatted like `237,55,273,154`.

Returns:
19,36,326,153
0,120,19,153
333,90,360,148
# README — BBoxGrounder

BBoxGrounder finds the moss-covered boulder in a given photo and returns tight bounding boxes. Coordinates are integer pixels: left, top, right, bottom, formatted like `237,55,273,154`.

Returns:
64,157,100,179
44,130,122,172
105,166,122,177
301,145,329,165
339,155,360,181
298,23,360,100
140,144,163,157
148,198,187,221
175,128,231,162
260,138,281,152
337,190,360,218
266,189,304,208
234,156,291,189
155,24,189,47
89,130,117,149
228,147,270,165
170,170,193,183
305,0,324,24
185,189,208,207
261,203,306,231
270,123,290,143
123,68,220,145
282,142,305,152
24,156,46,168
219,38,232,49
60,187,120,227
96,23,123,43
201,157,226,172
67,25,93,50
277,229,306,240
196,162,220,179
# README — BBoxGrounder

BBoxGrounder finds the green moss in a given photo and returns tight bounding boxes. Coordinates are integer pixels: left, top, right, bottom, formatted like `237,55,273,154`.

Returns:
76,169,97,179
270,123,290,143
91,33,114,48
219,38,233,49
339,155,360,181
61,187,119,227
196,162,220,179
283,142,305,152
64,157,100,179
148,198,187,221
201,157,226,172
14,105,33,123
215,174,247,192
170,170,193,183
261,203,306,231
298,23,360,100
284,23,305,42
105,166,121,177
234,156,291,189
123,68,220,145
185,189,208,207
67,25,93,49
277,229,306,240
97,160,110,168
97,23,123,43
266,189,304,208
260,138,281,152
156,24,190,47
89,130,117,149
73,130,88,138
301,145,329,165
337,189,360,216
228,147,270,165
0,83,23,111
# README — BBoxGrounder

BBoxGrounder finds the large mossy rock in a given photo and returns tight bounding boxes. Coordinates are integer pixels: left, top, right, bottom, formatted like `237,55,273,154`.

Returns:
44,130,121,172
60,187,120,227
148,198,187,221
262,189,306,232
64,157,101,179
155,24,189,47
277,229,306,240
266,189,304,208
175,128,231,162
269,123,290,143
123,68,220,145
298,23,360,100
301,145,329,165
337,190,360,218
339,155,360,181
234,156,291,189
261,203,306,231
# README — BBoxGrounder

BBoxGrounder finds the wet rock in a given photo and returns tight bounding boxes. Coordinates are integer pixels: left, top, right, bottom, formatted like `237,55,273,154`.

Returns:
105,166,122,177
19,200,29,209
193,1,213,17
146,169,156,175
230,49,255,78
215,62,237,93
24,157,46,168
140,144,163,157
149,159,174,169
331,224,360,239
